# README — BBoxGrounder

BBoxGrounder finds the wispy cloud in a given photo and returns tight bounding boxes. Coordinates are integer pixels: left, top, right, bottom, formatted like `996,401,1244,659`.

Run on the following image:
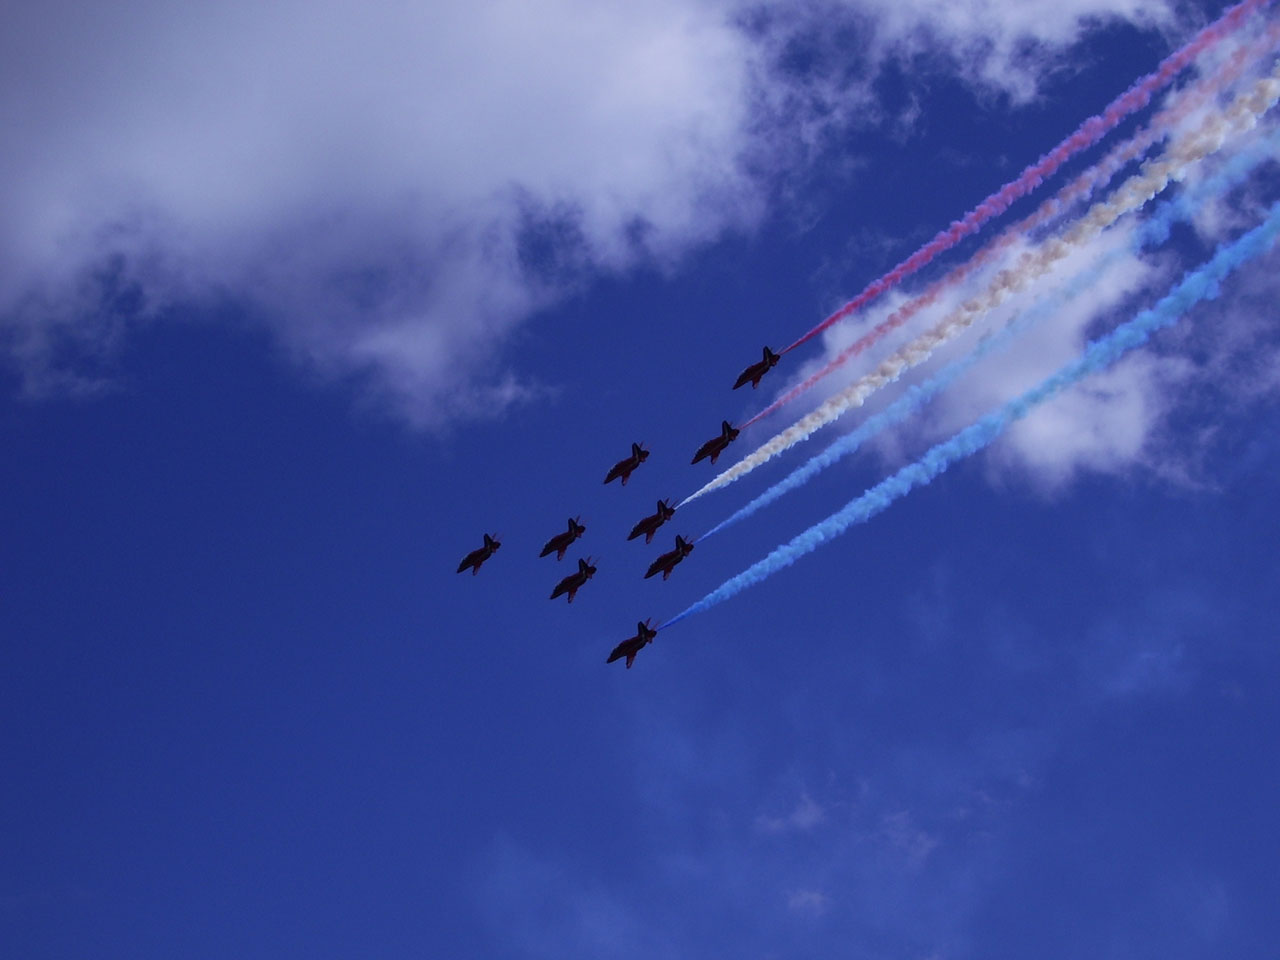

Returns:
787,887,830,915
757,791,827,833
470,559,1266,959
880,810,941,868
474,836,681,960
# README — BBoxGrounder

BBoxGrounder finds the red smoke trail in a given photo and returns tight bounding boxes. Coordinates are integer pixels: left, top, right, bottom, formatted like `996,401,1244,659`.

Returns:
744,13,1280,429
777,0,1273,359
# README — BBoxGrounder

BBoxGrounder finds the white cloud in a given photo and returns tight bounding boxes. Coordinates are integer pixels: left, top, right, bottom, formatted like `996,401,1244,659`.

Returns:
786,112,1280,498
973,147,1280,494
815,0,1177,103
992,347,1196,494
1,0,1184,425
1,0,774,423
819,219,1173,492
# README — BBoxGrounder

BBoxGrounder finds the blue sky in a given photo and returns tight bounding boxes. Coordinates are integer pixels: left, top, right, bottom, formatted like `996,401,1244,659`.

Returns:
4,1,1279,958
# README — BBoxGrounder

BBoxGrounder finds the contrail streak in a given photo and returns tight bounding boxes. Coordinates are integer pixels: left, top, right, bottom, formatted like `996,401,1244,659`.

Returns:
777,0,1273,357
743,18,1280,430
680,64,1280,507
661,198,1280,630
699,126,1280,542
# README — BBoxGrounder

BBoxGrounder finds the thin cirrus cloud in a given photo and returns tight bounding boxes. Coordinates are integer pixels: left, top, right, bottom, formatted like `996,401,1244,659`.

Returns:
0,0,1177,425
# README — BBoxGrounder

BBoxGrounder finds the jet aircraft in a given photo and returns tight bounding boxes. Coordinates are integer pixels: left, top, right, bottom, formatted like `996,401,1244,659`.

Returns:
606,619,657,669
627,500,676,544
691,421,740,465
456,533,501,575
644,535,694,580
605,442,650,486
539,517,586,560
550,557,598,603
733,346,780,389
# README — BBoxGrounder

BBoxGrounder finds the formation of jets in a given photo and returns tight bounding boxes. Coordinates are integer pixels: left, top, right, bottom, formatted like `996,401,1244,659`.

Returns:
456,344,786,669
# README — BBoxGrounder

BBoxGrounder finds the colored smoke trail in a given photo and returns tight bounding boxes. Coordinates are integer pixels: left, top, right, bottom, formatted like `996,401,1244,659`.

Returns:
660,198,1280,631
699,126,1280,543
679,64,1280,508
743,17,1280,430
777,0,1273,357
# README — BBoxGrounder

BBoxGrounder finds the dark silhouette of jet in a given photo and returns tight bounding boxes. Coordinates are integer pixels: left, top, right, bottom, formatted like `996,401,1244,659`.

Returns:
691,421,739,465
550,557,597,603
607,619,657,669
539,517,586,560
645,535,694,580
733,346,780,389
456,533,501,575
627,500,676,544
605,442,649,486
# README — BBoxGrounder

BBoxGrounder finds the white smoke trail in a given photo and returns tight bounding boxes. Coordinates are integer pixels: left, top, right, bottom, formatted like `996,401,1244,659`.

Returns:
696,125,1280,542
680,61,1280,507
742,16,1280,429
661,196,1280,629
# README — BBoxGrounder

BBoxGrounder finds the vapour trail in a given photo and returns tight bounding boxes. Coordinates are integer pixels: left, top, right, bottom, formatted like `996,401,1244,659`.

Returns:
679,64,1280,507
778,0,1273,357
743,17,1280,430
699,126,1280,543
660,198,1280,630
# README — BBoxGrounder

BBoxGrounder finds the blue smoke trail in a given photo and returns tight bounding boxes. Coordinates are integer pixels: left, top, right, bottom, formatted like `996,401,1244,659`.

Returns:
661,195,1280,630
696,127,1280,545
